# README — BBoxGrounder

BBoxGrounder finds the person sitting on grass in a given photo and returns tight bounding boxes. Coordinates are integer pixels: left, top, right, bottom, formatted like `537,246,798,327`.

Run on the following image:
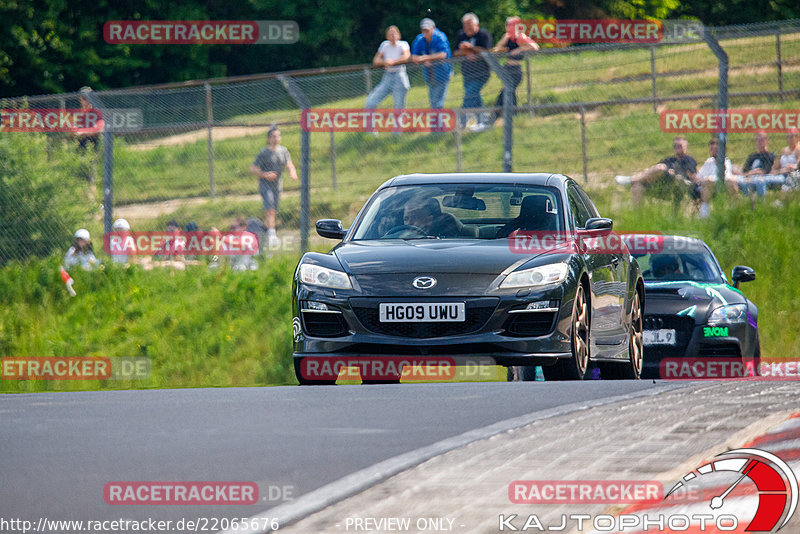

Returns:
738,132,781,197
616,136,698,208
694,137,741,217
64,228,99,271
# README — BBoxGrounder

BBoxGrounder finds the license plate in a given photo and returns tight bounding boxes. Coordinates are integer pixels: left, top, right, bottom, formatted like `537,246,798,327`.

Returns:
643,329,676,345
379,302,465,323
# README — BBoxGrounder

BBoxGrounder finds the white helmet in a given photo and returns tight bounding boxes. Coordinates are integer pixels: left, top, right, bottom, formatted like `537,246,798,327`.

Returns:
112,218,130,231
74,228,91,241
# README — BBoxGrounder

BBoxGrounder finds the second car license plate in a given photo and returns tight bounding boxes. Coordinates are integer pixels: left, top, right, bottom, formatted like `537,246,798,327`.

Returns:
643,329,676,345
379,302,465,322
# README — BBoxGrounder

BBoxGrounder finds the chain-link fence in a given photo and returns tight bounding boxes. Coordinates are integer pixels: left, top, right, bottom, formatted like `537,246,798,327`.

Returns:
2,20,799,264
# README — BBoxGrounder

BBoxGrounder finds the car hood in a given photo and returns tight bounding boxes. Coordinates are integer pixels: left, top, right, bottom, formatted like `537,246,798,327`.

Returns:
335,240,552,275
643,280,748,320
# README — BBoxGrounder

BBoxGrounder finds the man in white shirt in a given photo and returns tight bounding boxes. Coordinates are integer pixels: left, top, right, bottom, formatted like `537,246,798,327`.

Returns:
365,26,411,111
695,137,740,217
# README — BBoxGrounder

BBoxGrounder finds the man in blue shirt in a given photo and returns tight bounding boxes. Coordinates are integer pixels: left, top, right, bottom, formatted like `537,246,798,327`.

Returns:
411,18,453,110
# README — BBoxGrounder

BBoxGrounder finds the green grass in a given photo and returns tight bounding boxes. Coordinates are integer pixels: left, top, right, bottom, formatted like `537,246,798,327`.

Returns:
0,255,300,392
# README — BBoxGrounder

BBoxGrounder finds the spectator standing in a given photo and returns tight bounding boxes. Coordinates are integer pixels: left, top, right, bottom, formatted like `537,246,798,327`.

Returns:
411,19,453,109
64,228,99,271
249,126,298,248
454,13,493,131
74,86,104,199
491,17,538,123
365,26,411,112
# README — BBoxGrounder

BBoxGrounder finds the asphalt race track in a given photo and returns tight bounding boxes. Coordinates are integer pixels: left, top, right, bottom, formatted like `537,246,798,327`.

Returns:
0,381,675,530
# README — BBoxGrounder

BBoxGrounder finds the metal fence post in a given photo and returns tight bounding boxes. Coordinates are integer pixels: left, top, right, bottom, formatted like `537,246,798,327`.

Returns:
364,67,372,95
205,82,215,198
703,32,728,195
776,27,784,101
579,106,588,183
455,126,463,172
83,90,114,233
650,46,658,112
103,132,114,234
330,131,337,190
525,56,533,117
278,74,312,253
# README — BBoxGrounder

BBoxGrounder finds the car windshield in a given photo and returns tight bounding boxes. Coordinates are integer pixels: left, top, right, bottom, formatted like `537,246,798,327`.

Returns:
634,249,724,283
350,184,564,241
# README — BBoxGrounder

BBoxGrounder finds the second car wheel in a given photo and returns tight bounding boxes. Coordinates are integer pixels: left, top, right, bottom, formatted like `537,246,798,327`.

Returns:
543,283,591,381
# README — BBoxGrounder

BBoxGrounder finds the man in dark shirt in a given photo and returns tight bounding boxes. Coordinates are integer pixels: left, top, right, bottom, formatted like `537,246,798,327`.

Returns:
628,136,698,206
739,132,779,196
454,13,492,130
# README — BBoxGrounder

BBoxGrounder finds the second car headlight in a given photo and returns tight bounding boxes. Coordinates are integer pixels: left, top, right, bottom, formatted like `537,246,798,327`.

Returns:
500,262,569,289
708,304,747,324
299,264,353,289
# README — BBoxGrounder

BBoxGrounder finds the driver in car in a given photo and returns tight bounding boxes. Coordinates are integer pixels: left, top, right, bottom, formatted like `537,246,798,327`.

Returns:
401,199,460,238
651,254,682,280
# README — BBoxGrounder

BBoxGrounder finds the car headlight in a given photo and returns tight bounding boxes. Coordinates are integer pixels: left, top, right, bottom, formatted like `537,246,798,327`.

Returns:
500,262,569,289
708,304,747,325
299,264,353,289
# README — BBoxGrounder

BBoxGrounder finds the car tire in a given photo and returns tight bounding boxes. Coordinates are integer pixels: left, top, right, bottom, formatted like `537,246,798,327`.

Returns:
543,283,591,381
752,331,761,377
507,366,537,381
294,358,337,386
599,290,643,380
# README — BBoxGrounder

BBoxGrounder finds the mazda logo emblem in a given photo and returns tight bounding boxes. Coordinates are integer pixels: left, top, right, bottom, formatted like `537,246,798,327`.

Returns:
412,276,437,289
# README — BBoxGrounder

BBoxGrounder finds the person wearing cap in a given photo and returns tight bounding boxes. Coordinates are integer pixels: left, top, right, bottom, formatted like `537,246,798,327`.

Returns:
249,126,298,248
454,13,493,130
365,26,411,113
411,18,453,109
64,228,99,271
110,218,131,264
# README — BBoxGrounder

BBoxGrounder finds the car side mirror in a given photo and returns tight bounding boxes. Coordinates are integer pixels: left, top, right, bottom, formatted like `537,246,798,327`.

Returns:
316,219,347,240
580,217,613,237
732,265,755,288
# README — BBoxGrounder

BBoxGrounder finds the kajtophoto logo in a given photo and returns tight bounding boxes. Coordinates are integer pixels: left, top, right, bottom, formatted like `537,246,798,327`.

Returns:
663,448,798,532
500,448,798,531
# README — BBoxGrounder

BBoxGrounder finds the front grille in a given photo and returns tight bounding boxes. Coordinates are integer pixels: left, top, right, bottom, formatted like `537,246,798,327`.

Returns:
350,297,498,339
504,312,557,337
697,343,740,358
302,312,349,337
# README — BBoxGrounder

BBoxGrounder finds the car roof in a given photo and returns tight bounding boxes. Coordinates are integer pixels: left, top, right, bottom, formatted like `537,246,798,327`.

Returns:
624,234,710,252
379,172,569,189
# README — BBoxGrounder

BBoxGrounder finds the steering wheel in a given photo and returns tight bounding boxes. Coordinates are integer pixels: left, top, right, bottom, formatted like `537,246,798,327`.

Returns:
382,224,428,239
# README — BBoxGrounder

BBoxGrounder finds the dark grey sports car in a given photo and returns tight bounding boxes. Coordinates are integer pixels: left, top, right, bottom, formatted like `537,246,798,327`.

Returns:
292,173,644,384
624,234,759,378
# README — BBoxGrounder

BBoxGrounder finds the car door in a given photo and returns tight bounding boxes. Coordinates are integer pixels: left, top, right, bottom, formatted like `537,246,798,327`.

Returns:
576,185,628,343
566,184,616,345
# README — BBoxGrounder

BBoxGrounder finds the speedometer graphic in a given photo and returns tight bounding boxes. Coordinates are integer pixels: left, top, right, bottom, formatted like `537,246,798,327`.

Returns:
665,448,798,531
